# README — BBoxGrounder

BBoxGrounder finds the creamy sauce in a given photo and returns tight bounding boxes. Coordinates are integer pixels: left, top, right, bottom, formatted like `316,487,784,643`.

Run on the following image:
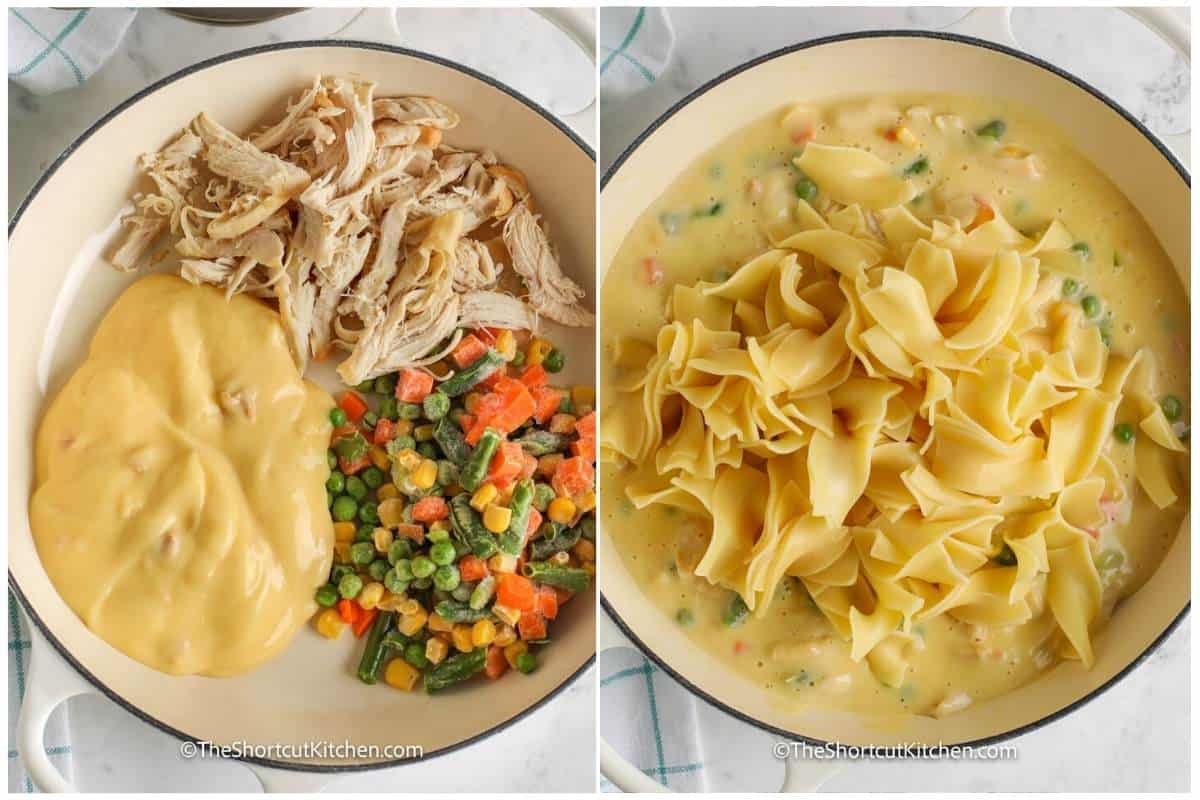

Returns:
602,94,1190,715
31,275,335,676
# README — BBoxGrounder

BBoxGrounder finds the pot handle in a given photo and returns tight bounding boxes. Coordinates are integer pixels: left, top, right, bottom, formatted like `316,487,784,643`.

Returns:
16,622,99,792
943,7,1190,166
327,7,596,132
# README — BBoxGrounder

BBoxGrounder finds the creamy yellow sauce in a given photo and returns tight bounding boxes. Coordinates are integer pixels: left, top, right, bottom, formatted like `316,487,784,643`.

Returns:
31,275,335,676
601,94,1190,715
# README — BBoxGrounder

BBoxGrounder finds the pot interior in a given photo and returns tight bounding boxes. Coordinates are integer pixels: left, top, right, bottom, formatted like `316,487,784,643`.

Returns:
10,43,596,766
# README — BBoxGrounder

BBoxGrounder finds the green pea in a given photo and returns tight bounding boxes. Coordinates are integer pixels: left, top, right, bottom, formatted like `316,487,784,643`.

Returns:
427,528,451,544
532,483,557,511
337,572,363,600
433,564,461,591
976,119,1006,139
367,559,389,581
327,449,339,470
330,407,348,427
902,155,929,176
383,568,408,595
325,472,345,493
397,402,423,421
345,476,368,500
994,544,1018,566
793,178,818,201
357,379,376,393
514,651,537,674
404,642,429,669
1100,327,1114,348
315,584,339,607
374,374,396,396
388,540,412,564
350,541,376,566
1113,423,1135,444
430,540,456,566
676,608,694,626
1070,242,1091,261
423,391,451,421
544,349,565,373
331,564,354,584
331,495,358,522
391,558,414,581
1161,395,1183,421
1061,278,1079,297
362,467,385,490
379,397,399,421
510,350,527,368
358,501,379,525
411,577,433,590
1080,295,1101,319
411,555,436,579
392,435,416,452
355,524,375,543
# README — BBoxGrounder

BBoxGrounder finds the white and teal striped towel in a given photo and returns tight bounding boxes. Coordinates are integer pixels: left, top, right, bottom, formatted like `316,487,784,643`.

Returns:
8,593,72,792
599,8,674,103
9,8,136,95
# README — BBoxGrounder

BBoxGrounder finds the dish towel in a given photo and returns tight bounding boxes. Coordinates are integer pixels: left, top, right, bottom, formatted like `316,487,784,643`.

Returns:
600,623,788,793
9,8,137,95
8,593,72,792
599,7,674,104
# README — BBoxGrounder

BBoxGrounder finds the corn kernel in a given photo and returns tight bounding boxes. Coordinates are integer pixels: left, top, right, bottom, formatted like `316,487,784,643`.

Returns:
428,519,450,533
428,612,454,633
397,607,428,636
573,538,596,562
376,590,407,612
538,453,564,478
895,125,919,148
471,483,499,511
503,641,528,669
548,497,577,524
378,498,406,529
398,598,421,616
412,459,438,489
483,504,513,533
333,522,357,543
495,329,517,360
314,608,345,639
377,484,400,502
358,581,385,610
528,338,553,366
414,424,436,442
452,624,475,653
393,419,414,437
494,624,518,648
395,448,422,471
489,553,518,574
425,636,449,665
464,392,484,414
369,446,390,471
384,658,420,691
334,542,352,564
492,602,521,627
373,527,394,554
576,490,597,513
472,619,498,647
571,385,596,408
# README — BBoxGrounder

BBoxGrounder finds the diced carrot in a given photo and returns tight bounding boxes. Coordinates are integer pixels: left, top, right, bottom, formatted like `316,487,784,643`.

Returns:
519,364,549,389
536,586,559,620
526,507,543,537
411,496,449,523
459,413,476,432
459,554,489,583
531,386,563,424
373,418,397,445
518,611,548,641
574,411,596,440
466,382,535,445
396,368,434,403
519,452,539,480
337,599,360,625
549,413,577,434
496,573,536,612
486,441,526,489
331,423,358,442
338,391,369,424
552,457,595,498
479,367,508,390
451,335,489,369
641,257,664,286
485,645,509,679
339,452,370,475
352,607,378,638
570,437,597,462
395,523,425,544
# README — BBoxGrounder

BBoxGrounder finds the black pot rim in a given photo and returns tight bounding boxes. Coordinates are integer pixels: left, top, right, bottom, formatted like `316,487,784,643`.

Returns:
600,27,1189,757
9,38,595,776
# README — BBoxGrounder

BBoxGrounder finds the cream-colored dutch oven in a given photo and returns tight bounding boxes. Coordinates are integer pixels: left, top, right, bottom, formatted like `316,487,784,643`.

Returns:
9,16,596,794
599,8,1189,792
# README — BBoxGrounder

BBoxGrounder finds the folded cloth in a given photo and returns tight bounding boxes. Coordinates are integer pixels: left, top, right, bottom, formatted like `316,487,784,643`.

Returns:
8,593,72,792
9,8,137,95
599,7,674,104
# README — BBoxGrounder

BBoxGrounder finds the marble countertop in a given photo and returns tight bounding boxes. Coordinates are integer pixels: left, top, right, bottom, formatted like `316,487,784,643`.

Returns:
599,6,1189,793
9,7,595,793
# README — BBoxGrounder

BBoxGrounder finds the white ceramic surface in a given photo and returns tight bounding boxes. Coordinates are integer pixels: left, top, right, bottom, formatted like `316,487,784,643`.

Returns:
9,7,598,793
598,6,1189,793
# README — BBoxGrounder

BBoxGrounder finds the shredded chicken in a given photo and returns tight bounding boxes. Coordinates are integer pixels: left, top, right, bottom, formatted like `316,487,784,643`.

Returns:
109,75,589,377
